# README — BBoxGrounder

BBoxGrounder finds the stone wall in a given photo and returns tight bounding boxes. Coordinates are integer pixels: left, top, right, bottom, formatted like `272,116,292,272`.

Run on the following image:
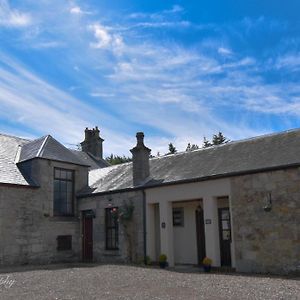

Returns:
0,158,88,266
231,167,300,275
78,190,145,264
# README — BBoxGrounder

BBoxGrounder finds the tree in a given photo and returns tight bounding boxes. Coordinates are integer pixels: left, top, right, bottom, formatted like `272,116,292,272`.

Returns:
186,143,199,151
202,132,230,148
105,154,132,165
212,132,230,145
202,137,212,148
168,143,177,154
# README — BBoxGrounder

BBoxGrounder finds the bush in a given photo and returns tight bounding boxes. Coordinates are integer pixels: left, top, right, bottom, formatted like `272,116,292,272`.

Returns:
159,254,167,263
202,257,213,266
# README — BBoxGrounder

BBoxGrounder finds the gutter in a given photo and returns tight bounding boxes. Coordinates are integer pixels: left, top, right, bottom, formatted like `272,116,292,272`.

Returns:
77,162,300,199
142,189,147,265
0,182,39,189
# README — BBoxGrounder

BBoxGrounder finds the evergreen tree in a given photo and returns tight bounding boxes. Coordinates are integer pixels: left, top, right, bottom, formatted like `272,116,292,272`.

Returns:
186,143,199,151
202,137,212,148
212,132,230,145
168,143,177,154
202,132,230,148
105,154,132,165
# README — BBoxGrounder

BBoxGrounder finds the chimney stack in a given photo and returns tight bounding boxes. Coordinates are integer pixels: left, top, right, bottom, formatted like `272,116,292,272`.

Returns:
130,132,151,186
80,126,104,159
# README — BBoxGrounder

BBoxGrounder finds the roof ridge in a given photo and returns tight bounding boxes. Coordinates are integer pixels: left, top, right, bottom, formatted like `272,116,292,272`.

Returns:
36,135,50,158
150,127,300,160
0,132,31,142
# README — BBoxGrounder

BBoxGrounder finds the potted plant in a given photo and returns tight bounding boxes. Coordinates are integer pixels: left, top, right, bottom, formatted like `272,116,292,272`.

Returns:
202,257,213,272
159,254,168,269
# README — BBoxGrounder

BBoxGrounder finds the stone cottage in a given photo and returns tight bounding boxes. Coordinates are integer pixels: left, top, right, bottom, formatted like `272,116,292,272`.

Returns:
0,127,299,275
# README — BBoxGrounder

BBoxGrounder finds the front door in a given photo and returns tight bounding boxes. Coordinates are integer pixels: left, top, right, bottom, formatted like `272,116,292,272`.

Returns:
218,207,231,266
82,213,93,261
195,206,206,264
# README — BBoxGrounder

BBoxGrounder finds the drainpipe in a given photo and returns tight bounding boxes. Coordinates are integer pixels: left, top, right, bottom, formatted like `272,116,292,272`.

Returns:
142,189,147,265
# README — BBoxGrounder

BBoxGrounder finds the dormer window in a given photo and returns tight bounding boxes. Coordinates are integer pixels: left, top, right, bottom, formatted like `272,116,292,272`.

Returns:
53,168,74,216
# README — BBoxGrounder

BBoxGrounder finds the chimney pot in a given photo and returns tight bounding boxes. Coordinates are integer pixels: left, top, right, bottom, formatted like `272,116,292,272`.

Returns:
80,126,104,159
130,132,151,186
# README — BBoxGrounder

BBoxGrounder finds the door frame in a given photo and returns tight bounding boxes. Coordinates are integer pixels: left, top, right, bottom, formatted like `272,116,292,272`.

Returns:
82,210,95,262
195,205,206,264
218,207,232,266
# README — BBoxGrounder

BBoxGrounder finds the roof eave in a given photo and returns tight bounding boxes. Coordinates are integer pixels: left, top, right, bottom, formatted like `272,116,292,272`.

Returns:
17,157,90,167
78,162,300,198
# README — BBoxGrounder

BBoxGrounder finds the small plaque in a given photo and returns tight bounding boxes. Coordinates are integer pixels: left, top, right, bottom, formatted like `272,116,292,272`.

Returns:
161,222,166,228
205,219,212,224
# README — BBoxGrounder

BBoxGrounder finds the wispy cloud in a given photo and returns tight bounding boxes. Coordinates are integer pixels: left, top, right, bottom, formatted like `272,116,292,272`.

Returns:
275,53,300,71
70,5,93,15
0,0,31,27
1,2,300,155
88,23,124,54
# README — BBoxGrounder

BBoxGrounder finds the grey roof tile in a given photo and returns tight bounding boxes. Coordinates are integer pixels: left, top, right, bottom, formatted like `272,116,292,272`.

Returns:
0,134,31,186
18,135,89,166
86,128,300,194
0,133,90,186
71,150,110,169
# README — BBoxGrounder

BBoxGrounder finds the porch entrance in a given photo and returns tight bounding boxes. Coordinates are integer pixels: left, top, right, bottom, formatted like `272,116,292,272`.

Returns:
82,210,94,261
218,207,231,266
195,206,206,264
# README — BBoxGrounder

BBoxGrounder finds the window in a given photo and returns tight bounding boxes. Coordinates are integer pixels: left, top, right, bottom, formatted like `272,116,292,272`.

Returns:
105,207,119,250
57,235,72,251
54,168,74,216
173,207,184,226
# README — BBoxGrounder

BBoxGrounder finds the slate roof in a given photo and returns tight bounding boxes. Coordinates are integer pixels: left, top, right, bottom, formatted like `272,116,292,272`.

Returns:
18,135,89,166
0,134,32,186
0,133,90,186
71,150,110,170
84,128,300,195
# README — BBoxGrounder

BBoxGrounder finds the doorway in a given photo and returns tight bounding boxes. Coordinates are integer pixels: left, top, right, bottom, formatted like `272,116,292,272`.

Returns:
82,211,93,261
218,207,231,266
195,206,206,264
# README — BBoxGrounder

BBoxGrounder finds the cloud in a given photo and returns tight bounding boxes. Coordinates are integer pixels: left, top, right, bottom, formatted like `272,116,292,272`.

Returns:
70,6,83,15
70,5,93,15
218,47,233,56
88,23,123,51
131,20,191,29
0,51,133,154
0,0,31,27
275,53,300,71
1,3,299,155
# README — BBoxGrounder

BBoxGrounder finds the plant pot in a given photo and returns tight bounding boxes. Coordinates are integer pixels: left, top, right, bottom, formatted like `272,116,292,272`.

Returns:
203,265,211,272
159,261,167,269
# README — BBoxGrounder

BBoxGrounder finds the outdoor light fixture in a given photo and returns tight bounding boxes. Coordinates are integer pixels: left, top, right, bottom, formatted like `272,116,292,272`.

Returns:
263,192,272,212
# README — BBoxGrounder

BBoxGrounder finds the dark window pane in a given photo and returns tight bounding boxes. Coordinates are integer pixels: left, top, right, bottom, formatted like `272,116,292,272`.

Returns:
173,207,184,226
53,168,74,216
105,207,118,249
67,171,73,180
55,169,60,179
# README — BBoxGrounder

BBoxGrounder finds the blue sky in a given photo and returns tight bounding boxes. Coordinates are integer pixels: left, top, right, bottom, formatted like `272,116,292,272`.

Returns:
1,0,300,156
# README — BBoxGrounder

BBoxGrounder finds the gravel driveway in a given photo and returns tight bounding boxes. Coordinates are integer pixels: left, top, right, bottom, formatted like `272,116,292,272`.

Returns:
0,264,299,300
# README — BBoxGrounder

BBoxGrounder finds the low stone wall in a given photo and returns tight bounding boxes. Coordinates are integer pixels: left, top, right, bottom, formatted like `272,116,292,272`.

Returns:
231,167,300,275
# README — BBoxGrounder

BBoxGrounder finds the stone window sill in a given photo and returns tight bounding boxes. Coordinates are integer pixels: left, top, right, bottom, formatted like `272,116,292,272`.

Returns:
49,216,79,222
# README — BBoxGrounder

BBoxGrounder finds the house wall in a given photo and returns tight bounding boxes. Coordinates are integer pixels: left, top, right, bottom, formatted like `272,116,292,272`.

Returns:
173,201,199,264
146,178,232,267
231,167,300,275
0,159,88,266
78,190,145,263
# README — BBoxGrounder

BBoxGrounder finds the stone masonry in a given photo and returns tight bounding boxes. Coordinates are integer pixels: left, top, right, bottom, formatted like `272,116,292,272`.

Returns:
78,190,145,264
231,167,300,275
0,159,88,266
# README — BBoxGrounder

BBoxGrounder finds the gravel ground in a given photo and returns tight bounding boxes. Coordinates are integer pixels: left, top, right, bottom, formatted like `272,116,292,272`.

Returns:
0,264,299,300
